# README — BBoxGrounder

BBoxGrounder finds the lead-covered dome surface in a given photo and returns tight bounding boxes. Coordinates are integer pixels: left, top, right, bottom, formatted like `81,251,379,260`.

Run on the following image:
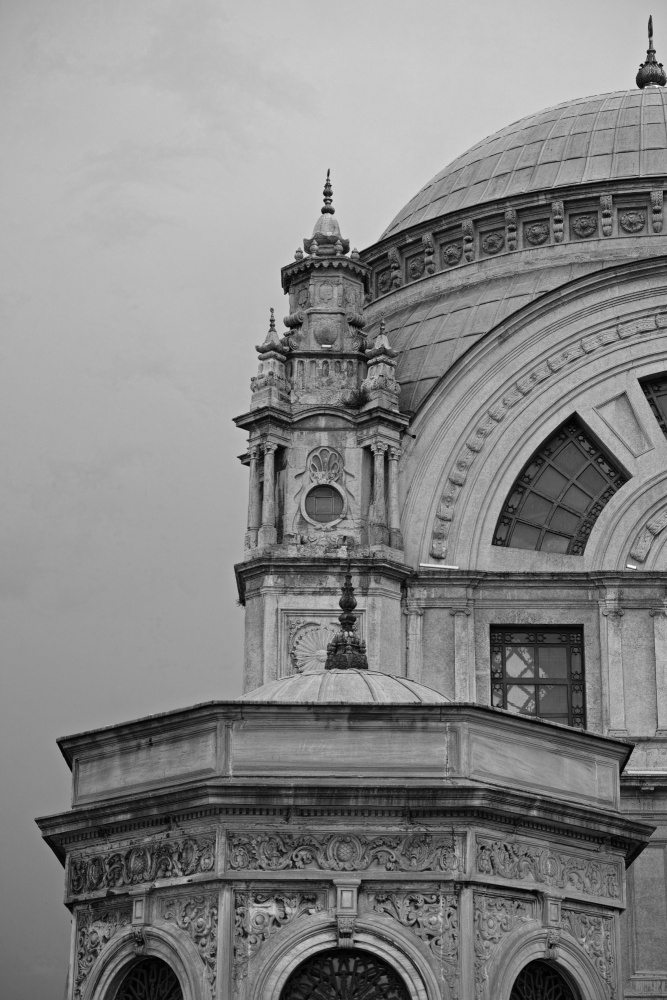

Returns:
237,668,450,704
381,89,667,239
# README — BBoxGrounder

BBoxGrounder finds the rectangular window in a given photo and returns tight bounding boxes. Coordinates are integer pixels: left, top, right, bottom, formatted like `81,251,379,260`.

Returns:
640,373,667,440
490,627,585,728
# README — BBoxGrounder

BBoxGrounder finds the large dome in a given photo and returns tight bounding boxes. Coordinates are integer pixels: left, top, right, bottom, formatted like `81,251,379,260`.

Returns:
237,668,450,704
381,88,667,239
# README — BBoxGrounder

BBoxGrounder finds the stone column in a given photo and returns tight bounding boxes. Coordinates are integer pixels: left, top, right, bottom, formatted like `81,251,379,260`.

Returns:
404,603,424,682
244,445,261,549
450,607,472,702
387,447,403,550
370,443,388,546
651,604,667,735
258,443,277,547
600,601,626,735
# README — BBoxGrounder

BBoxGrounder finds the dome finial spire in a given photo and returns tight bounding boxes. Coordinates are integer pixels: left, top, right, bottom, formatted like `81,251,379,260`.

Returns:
637,15,667,88
321,168,335,216
324,565,369,670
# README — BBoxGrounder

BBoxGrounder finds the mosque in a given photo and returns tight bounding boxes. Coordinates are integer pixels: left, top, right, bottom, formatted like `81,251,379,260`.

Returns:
38,18,667,1000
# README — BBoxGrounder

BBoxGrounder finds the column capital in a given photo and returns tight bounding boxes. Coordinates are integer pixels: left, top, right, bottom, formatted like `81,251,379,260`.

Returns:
404,604,424,617
262,441,278,454
388,446,402,461
370,441,388,454
248,444,261,459
601,606,624,618
449,607,471,617
651,605,667,618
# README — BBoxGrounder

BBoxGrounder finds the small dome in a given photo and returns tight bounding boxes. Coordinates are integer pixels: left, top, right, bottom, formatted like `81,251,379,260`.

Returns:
237,668,450,704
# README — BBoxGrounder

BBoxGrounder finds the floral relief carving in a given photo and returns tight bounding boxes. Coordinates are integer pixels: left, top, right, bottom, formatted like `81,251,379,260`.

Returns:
69,837,216,896
233,891,324,987
620,210,646,234
308,447,342,484
408,256,426,280
571,214,598,239
474,894,533,999
524,221,550,245
228,832,462,873
377,269,392,294
74,903,131,998
161,895,218,997
442,243,463,266
476,839,620,899
562,908,614,998
430,310,667,559
371,888,459,997
481,231,504,255
291,623,338,672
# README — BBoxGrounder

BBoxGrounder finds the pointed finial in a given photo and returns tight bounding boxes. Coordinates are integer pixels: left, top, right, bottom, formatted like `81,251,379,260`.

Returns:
637,15,667,88
269,307,276,333
321,169,335,215
379,315,386,337
324,567,369,670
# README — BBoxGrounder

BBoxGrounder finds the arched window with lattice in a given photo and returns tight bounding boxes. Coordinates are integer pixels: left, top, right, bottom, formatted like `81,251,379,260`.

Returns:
493,418,628,555
280,949,410,1000
510,960,579,999
114,958,183,1000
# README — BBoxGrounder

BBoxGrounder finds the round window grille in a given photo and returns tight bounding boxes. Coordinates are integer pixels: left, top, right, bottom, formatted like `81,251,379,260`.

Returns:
510,960,578,1000
280,948,410,1000
304,485,344,523
114,958,183,1000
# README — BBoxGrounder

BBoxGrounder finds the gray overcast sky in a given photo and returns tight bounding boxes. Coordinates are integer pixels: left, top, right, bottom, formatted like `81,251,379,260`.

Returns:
0,0,657,994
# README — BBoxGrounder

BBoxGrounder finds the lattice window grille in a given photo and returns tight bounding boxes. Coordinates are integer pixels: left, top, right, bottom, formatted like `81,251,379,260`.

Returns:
114,958,183,1000
510,960,578,1000
280,949,410,1000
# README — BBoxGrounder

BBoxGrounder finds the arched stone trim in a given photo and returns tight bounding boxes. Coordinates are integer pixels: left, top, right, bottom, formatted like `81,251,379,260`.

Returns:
249,913,442,1000
81,924,206,1000
486,925,609,1000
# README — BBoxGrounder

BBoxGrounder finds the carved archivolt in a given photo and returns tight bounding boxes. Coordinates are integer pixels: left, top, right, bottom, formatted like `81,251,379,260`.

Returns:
69,837,215,896
430,310,667,560
630,503,667,561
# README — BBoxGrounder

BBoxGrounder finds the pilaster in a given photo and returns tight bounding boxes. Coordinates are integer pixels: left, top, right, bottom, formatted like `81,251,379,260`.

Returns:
600,590,627,736
650,602,667,735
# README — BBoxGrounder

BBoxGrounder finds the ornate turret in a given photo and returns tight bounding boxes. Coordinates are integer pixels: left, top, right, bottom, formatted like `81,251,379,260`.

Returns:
637,15,667,88
325,570,368,670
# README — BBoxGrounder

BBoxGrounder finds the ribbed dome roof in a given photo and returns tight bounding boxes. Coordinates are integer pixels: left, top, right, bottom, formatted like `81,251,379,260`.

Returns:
381,88,667,239
237,669,450,704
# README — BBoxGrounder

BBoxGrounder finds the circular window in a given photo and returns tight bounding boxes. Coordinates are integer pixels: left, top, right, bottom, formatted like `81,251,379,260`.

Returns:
304,485,344,523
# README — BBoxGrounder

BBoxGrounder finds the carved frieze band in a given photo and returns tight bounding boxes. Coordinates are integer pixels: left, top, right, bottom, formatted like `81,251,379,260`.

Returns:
74,902,132,999
431,310,667,559
474,893,534,999
228,832,462,873
476,838,621,899
69,836,216,895
233,890,324,989
160,894,218,998
562,907,614,999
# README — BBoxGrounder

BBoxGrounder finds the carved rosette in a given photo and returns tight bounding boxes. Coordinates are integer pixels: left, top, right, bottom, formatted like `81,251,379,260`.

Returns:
474,894,533,999
161,895,218,998
290,622,339,671
69,837,216,896
74,903,132,999
476,838,620,899
442,243,463,266
233,891,324,988
228,832,462,873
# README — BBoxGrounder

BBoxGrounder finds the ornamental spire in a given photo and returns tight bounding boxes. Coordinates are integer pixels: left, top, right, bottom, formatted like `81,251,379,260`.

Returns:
321,168,335,215
324,569,369,670
303,170,350,257
637,15,667,88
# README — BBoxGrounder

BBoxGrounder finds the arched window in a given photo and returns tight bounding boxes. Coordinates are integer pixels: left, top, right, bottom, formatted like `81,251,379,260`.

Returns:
510,960,578,1000
493,419,627,554
640,371,667,439
280,948,410,1000
114,958,183,1000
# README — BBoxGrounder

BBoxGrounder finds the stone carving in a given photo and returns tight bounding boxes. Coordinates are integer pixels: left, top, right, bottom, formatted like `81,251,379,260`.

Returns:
482,230,505,255
505,208,517,252
430,309,667,558
571,214,598,239
74,903,131,999
552,200,564,242
308,446,342,484
524,221,550,245
631,506,667,561
601,195,613,236
562,908,614,998
408,256,425,280
371,889,458,996
442,242,463,266
233,891,323,986
474,894,532,999
291,623,339,671
337,915,356,947
377,269,391,294
69,837,216,895
161,895,218,997
423,234,436,274
620,210,645,234
388,247,402,288
476,839,620,899
652,189,663,233
463,219,475,262
228,832,461,873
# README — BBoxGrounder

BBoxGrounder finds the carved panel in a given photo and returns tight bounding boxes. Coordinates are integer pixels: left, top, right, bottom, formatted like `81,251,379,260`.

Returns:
228,832,462,873
74,902,132,998
441,242,463,266
233,890,324,988
161,895,218,998
476,838,621,899
562,907,614,998
281,610,366,676
370,887,458,997
69,837,216,896
481,230,505,255
474,893,534,999
407,255,426,280
571,213,598,239
376,269,392,295
619,210,646,234
524,221,550,246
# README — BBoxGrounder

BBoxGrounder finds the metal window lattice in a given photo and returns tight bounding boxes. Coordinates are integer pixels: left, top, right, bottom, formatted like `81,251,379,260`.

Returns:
640,373,667,440
490,627,585,728
510,960,577,1000
114,958,183,1000
280,949,410,1000
492,419,627,555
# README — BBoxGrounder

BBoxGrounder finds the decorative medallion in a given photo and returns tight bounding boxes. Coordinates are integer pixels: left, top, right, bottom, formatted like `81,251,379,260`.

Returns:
570,214,598,239
291,624,338,672
482,231,505,255
441,243,463,266
377,270,392,294
407,256,425,279
619,210,646,233
280,949,410,1000
313,320,339,347
524,222,550,246
297,285,309,308
115,958,182,1000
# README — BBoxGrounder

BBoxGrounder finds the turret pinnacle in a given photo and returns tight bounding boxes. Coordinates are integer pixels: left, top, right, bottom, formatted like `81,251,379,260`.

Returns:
304,170,350,257
637,15,667,88
324,570,369,670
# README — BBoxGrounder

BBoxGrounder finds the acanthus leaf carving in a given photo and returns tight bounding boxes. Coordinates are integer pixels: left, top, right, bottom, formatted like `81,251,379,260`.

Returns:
476,838,620,899
162,895,218,998
562,907,615,998
233,891,323,988
69,837,216,896
74,903,132,999
474,894,533,999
